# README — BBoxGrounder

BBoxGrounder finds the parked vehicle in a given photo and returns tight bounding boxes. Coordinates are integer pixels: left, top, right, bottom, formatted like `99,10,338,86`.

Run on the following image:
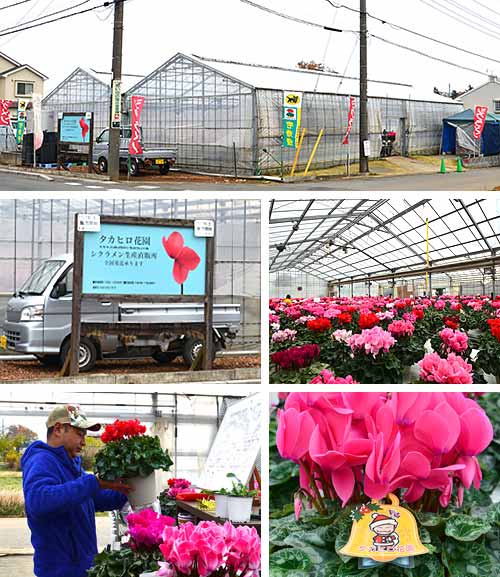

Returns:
93,127,177,176
2,255,240,372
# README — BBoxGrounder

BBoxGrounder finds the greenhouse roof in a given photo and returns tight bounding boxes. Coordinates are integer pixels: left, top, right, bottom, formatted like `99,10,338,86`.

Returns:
269,199,500,283
192,54,458,103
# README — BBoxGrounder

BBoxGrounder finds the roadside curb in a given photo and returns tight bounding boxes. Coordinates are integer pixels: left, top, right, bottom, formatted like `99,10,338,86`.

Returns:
0,167,54,182
0,166,117,185
15,366,260,384
0,548,33,556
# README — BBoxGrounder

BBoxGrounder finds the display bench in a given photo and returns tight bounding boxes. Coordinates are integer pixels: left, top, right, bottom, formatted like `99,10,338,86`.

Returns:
176,500,261,535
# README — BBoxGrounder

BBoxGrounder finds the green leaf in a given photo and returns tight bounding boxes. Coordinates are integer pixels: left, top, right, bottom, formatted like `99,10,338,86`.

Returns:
412,554,445,577
270,459,300,486
415,511,447,527
270,548,314,572
445,514,492,541
443,539,493,576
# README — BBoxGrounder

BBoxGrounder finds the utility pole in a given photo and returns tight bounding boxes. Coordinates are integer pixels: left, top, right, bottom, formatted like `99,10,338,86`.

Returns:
359,0,369,173
108,0,124,181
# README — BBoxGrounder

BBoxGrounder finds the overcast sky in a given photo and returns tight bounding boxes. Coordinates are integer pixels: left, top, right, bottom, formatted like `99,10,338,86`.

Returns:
1,0,498,95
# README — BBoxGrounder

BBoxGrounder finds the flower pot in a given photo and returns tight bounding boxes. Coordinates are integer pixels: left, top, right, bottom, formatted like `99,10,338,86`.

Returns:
139,572,158,577
127,472,157,509
227,495,253,523
215,493,229,518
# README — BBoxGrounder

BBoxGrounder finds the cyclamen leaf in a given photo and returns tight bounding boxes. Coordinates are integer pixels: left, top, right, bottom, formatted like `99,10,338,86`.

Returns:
445,514,492,541
270,548,314,571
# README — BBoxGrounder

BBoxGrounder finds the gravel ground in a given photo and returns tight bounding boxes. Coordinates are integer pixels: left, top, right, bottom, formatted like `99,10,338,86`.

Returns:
0,355,260,382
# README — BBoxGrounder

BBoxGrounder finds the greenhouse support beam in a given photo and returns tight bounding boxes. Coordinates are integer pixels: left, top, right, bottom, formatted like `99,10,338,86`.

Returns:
329,253,500,287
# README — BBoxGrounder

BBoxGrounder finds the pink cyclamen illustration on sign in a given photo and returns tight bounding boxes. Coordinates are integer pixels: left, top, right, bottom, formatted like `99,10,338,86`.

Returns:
162,231,201,286
473,105,488,140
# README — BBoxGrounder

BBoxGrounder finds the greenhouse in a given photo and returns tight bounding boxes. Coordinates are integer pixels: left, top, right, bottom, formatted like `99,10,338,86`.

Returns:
41,53,461,175
0,198,260,347
269,198,500,384
0,390,262,576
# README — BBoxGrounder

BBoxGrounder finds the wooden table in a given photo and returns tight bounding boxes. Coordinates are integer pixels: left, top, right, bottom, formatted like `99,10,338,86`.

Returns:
176,500,261,535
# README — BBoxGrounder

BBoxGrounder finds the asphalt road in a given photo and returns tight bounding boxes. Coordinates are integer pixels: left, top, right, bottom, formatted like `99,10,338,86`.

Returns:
2,167,500,190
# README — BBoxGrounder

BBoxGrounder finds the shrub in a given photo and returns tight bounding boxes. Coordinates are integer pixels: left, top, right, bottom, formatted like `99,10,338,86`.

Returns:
0,490,25,516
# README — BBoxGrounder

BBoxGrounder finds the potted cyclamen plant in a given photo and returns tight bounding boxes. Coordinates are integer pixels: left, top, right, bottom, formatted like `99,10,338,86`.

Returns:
95,419,173,509
225,472,258,523
214,487,229,518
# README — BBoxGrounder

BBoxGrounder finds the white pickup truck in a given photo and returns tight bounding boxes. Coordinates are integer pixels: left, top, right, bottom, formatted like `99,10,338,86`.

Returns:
3,254,240,372
93,127,177,177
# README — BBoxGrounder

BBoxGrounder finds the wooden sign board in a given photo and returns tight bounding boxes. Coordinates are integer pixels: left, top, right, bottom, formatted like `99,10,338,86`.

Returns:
197,393,262,491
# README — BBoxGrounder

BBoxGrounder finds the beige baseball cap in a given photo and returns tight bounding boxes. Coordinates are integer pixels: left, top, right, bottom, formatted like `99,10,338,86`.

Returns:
46,404,101,432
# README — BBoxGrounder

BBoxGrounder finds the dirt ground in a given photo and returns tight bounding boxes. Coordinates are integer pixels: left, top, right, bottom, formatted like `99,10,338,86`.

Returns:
0,355,260,382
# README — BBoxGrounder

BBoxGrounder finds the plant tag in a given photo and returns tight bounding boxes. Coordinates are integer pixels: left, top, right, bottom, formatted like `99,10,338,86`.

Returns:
339,493,429,565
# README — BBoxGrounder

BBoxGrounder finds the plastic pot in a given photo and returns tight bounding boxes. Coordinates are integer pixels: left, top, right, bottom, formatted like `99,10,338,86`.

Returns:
127,472,157,510
215,493,229,518
227,495,253,523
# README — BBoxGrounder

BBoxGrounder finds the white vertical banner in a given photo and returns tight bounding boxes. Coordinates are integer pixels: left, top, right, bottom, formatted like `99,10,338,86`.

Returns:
32,94,43,151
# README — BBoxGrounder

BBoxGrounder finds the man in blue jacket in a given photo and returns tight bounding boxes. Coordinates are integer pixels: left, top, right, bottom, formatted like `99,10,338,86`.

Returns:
22,404,131,577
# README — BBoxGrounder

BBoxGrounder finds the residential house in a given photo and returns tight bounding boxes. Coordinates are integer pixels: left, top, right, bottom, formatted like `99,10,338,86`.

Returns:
459,75,500,115
0,51,48,123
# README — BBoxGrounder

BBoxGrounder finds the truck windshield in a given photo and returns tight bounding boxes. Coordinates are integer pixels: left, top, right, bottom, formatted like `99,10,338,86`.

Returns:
19,260,65,295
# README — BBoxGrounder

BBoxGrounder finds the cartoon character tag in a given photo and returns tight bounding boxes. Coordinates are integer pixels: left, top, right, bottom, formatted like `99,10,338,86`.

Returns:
339,493,429,568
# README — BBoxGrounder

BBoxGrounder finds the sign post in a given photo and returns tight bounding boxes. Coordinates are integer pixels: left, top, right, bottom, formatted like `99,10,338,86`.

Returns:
68,214,215,376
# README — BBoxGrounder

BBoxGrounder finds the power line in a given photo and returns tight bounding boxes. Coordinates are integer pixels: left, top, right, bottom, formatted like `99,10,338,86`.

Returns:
0,0,34,12
0,0,90,34
0,0,124,37
370,33,488,77
416,0,500,41
437,0,500,31
470,0,500,19
239,0,346,32
323,0,500,64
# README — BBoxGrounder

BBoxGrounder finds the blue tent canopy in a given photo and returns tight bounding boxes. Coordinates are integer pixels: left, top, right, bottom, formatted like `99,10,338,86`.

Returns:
442,108,500,155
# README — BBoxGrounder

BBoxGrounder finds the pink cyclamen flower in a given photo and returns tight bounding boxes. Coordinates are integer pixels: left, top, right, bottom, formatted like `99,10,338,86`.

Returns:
418,352,473,384
348,326,395,357
388,319,415,337
276,407,316,462
440,328,468,354
271,329,297,343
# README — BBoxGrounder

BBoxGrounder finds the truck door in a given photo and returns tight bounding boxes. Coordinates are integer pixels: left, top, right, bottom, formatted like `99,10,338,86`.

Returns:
44,266,117,354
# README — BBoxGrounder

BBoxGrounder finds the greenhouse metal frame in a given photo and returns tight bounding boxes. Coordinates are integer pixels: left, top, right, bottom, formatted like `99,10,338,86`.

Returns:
41,53,462,176
269,198,500,298
0,198,261,346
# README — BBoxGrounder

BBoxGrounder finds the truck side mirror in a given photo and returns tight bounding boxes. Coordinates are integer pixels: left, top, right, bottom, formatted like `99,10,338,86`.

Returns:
96,136,101,143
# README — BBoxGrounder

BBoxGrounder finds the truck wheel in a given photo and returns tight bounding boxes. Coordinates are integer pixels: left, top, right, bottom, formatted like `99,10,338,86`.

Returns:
98,157,108,174
61,337,97,372
182,338,216,366
152,351,178,365
129,158,140,177
159,164,170,175
35,355,60,367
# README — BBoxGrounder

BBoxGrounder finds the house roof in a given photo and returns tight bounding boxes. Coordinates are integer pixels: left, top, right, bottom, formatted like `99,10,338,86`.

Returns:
457,79,500,101
0,51,21,69
0,63,48,80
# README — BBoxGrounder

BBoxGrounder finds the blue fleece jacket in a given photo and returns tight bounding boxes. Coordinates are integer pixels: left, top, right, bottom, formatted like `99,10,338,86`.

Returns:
21,440,127,577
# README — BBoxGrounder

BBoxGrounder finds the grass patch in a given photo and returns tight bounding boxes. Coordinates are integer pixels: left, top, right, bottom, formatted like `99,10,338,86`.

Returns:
0,474,22,491
0,491,25,516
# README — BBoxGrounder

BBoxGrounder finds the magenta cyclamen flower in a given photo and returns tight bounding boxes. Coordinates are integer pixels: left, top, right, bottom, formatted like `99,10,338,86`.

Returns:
440,328,468,354
127,508,175,550
309,369,359,384
388,319,415,337
347,326,395,357
271,344,320,370
419,352,473,384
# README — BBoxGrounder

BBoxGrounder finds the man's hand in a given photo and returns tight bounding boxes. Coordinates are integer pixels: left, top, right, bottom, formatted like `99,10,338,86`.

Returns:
97,477,132,495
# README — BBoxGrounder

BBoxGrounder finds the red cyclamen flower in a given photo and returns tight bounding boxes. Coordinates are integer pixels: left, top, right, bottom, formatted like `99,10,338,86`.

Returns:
162,232,201,285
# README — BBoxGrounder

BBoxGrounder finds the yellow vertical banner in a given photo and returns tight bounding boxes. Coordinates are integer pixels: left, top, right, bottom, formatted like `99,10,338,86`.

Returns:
282,91,302,148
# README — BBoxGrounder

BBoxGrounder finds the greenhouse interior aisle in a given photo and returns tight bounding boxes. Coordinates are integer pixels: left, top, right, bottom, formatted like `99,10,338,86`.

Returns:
269,198,500,384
